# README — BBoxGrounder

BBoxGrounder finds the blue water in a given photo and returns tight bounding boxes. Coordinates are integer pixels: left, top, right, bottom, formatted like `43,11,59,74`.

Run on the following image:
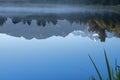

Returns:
0,33,120,80
0,5,120,80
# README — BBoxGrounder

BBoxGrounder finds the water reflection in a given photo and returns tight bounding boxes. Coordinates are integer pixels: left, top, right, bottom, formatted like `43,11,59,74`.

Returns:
0,8,120,80
0,11,120,42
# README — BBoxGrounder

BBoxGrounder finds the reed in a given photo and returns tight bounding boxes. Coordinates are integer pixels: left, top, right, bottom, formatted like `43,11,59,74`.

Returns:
89,50,120,80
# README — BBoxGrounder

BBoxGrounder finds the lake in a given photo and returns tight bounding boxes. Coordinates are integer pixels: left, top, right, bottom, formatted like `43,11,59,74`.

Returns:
0,4,120,80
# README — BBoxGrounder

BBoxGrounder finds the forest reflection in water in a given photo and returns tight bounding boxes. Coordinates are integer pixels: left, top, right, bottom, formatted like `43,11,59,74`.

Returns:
0,11,120,42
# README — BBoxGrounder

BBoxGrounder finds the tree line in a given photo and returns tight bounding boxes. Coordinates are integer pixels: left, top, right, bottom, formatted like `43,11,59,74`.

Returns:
0,0,120,5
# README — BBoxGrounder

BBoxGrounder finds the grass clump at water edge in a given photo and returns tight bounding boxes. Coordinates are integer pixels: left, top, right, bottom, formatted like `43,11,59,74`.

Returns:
88,50,120,80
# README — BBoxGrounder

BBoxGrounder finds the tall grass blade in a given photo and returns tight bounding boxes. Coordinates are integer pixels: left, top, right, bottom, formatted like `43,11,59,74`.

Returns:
111,68,115,80
104,50,113,80
89,55,103,80
115,58,118,76
117,70,120,80
117,63,120,80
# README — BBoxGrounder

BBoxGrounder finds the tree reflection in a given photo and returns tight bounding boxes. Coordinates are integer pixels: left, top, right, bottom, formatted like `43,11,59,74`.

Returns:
37,20,46,27
0,11,120,42
12,17,21,24
0,16,7,26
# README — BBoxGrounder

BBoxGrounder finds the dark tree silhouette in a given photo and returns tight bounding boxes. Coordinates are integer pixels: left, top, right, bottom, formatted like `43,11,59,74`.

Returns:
12,17,21,24
0,17,7,26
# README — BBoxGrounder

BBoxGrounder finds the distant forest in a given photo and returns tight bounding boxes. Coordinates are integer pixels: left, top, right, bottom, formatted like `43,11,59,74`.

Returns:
0,0,120,5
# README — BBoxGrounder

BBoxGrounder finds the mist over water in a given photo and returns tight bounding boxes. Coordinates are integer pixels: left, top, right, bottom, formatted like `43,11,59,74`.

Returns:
0,4,113,16
0,6,87,14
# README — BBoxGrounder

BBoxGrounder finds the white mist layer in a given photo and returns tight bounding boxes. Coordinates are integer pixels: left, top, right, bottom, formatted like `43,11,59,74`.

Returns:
0,5,111,16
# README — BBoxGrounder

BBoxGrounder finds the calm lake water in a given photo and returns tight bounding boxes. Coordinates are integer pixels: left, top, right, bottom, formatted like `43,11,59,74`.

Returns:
0,5,120,80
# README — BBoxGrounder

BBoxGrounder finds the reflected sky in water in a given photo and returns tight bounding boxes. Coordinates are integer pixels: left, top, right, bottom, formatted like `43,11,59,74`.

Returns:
0,7,120,80
0,33,120,80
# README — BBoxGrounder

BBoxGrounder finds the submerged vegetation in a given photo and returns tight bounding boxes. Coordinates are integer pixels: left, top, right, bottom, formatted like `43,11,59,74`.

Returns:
89,50,120,80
